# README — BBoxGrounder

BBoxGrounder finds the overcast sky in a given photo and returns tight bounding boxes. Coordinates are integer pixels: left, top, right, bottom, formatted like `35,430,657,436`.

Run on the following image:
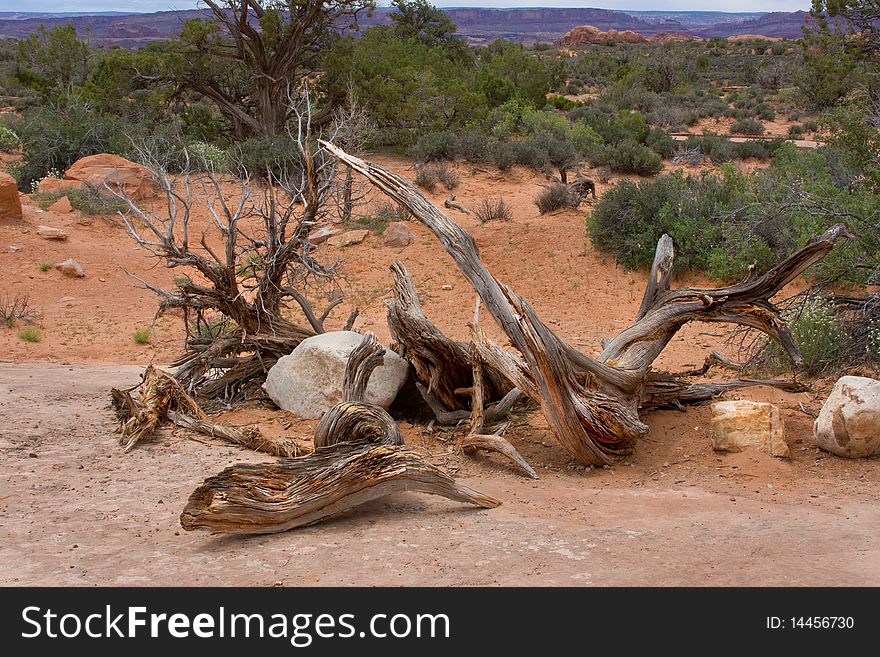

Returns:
0,1,813,15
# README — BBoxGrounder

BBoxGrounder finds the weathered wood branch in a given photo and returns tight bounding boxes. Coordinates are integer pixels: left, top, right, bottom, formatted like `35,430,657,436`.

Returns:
314,333,403,449
386,261,512,412
110,365,295,456
180,440,501,534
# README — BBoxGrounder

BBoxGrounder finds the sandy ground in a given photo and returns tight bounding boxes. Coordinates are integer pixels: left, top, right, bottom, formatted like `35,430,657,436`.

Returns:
1,155,879,586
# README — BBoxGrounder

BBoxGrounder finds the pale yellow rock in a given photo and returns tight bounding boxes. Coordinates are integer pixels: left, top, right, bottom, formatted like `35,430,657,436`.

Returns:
327,229,369,247
710,400,789,458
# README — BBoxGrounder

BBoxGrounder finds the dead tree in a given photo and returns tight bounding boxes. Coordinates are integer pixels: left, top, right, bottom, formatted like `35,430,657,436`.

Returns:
116,104,351,405
321,140,847,466
181,333,499,534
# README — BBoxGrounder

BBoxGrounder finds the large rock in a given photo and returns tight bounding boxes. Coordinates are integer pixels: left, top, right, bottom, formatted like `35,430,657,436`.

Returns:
383,221,414,247
0,171,22,221
64,154,157,200
710,400,789,458
264,331,409,419
561,25,648,47
814,376,880,458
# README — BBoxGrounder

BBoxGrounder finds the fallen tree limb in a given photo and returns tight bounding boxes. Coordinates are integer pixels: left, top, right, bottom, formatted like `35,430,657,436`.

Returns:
462,434,538,480
321,140,844,465
110,365,296,456
180,440,501,534
444,194,469,214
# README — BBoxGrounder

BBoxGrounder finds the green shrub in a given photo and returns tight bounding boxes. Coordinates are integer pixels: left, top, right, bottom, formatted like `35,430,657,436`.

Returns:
187,141,227,171
730,118,765,135
788,124,805,137
414,162,458,191
761,297,849,376
10,101,129,189
17,327,42,342
39,263,50,272
591,140,664,176
410,131,457,162
732,138,785,160
132,328,151,345
228,137,304,181
645,128,676,159
535,184,580,214
0,125,19,152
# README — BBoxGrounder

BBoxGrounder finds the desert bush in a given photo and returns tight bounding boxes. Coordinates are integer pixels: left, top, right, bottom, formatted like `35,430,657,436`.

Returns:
645,127,676,159
788,124,806,137
187,141,227,171
672,145,705,166
453,131,490,163
732,138,785,160
355,200,412,233
410,131,457,162
474,197,512,223
535,184,580,214
758,296,850,376
0,125,19,151
229,137,304,181
803,119,819,132
17,327,42,342
590,140,664,176
10,100,129,189
491,141,517,171
414,162,459,191
1,293,41,327
132,328,151,345
730,118,765,135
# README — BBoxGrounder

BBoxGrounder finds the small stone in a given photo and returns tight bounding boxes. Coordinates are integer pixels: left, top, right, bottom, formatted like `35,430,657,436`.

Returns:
8,243,23,252
98,278,106,283
28,452,38,458
55,258,85,278
307,226,341,244
327,229,369,247
37,225,68,241
47,195,74,214
382,221,414,247
441,284,454,291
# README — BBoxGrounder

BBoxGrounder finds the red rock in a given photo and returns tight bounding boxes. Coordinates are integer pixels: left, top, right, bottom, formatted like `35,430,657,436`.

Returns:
0,171,22,221
560,25,647,46
64,154,157,201
47,195,74,214
382,222,414,248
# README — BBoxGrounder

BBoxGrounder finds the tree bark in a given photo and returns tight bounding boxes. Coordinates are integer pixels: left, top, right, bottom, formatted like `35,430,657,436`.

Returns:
320,140,846,466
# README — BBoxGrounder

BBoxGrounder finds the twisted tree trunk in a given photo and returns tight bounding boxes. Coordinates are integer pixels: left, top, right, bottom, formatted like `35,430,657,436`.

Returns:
320,140,846,466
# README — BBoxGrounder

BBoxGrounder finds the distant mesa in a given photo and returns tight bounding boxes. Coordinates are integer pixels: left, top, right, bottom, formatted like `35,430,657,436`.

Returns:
559,25,697,46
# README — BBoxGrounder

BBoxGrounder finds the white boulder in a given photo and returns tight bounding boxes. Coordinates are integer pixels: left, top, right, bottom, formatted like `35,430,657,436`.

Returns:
814,376,880,458
264,331,409,419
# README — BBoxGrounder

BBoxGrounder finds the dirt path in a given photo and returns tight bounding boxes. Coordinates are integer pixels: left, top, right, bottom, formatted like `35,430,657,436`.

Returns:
1,362,878,586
